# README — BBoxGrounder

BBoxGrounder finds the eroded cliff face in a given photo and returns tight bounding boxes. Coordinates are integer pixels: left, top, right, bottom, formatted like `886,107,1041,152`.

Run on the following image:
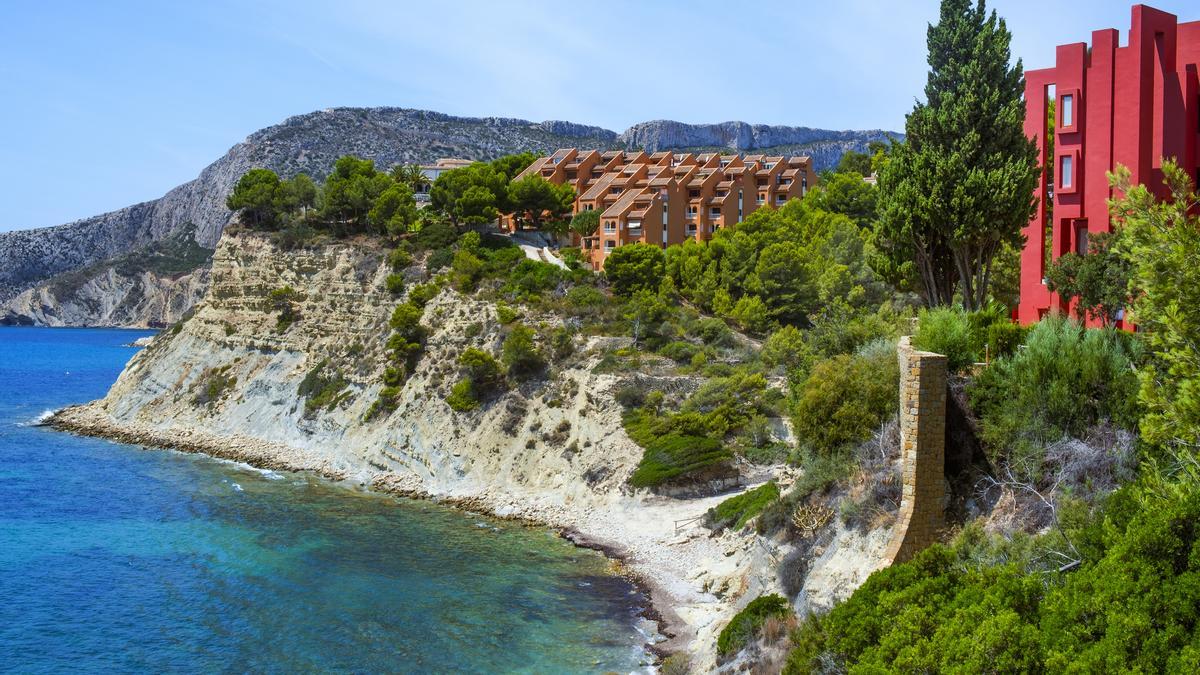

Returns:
86,232,643,502
1,266,209,328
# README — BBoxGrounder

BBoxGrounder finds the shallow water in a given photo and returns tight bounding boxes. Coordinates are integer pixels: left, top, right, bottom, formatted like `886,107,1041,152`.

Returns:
0,327,650,673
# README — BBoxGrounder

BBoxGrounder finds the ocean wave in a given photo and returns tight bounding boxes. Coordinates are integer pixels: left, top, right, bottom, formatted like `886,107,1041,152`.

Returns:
15,410,56,427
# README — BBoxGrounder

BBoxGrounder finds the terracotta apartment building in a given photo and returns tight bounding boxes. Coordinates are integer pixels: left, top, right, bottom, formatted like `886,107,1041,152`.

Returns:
509,149,816,269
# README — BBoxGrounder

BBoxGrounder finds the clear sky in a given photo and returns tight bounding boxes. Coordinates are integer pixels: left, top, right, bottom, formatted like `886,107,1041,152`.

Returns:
1,0,1196,233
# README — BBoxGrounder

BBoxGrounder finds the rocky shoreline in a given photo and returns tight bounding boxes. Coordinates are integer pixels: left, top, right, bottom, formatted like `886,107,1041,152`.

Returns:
48,401,729,663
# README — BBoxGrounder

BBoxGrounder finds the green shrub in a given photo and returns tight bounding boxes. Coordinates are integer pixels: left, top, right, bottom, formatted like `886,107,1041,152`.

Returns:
565,285,606,310
784,472,1200,674
970,317,1142,472
717,594,792,657
413,221,457,250
425,247,454,273
495,303,520,325
458,348,504,393
658,340,702,364
604,242,665,296
385,273,406,295
628,433,731,488
446,378,480,412
388,247,413,270
985,321,1029,361
707,482,781,531
450,250,484,292
913,306,973,370
194,367,237,405
757,453,854,534
505,259,563,297
501,324,544,378
297,359,349,415
792,348,898,456
407,282,439,308
548,326,574,359
614,384,648,409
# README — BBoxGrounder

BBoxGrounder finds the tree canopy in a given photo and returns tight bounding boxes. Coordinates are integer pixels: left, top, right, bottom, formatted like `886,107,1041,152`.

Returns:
876,0,1038,309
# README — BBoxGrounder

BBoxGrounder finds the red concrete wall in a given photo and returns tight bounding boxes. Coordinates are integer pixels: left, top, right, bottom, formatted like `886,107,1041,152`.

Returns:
1018,4,1200,327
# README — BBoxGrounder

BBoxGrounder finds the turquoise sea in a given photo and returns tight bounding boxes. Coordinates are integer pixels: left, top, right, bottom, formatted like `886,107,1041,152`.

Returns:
0,327,651,673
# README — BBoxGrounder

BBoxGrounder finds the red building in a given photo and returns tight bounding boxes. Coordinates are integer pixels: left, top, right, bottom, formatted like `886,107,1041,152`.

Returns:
1018,4,1200,326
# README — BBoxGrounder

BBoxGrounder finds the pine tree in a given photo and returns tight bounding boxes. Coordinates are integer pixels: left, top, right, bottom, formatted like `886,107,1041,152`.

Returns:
877,0,1038,309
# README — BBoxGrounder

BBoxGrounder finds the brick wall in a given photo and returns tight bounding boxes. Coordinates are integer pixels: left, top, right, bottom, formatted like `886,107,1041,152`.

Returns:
883,336,948,565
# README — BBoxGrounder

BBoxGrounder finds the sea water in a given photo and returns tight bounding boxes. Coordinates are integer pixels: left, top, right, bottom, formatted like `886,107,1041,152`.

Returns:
0,327,650,673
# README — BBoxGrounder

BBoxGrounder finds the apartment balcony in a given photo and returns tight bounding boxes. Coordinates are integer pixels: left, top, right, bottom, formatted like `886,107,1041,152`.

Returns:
686,225,699,236
685,211,698,220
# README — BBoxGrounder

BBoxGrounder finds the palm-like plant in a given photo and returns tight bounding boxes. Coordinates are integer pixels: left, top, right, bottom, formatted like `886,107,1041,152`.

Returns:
391,164,429,193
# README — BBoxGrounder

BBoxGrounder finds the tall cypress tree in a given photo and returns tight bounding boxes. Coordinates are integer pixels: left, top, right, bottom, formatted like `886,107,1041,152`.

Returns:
877,0,1038,309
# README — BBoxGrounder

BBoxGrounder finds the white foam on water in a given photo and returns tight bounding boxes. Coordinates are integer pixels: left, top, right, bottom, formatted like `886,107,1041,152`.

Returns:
15,410,56,427
231,483,243,492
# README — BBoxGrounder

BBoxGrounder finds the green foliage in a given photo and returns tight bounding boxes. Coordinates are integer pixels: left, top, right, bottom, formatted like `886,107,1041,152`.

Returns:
503,259,563,298
807,171,878,229
717,595,791,657
507,174,576,232
320,156,393,233
425,247,454,273
297,359,349,415
730,295,771,335
501,324,544,378
1046,230,1131,326
227,169,283,228
429,161,507,227
385,273,406,295
604,243,666,296
874,0,1039,309
970,317,1142,472
835,150,874,177
569,209,601,239
269,286,300,333
414,221,458,250
913,304,1013,371
792,347,899,456
446,378,480,412
665,200,881,331
1110,161,1200,450
627,431,730,488
913,306,973,370
449,250,485,292
459,348,504,392
388,247,414,270
707,482,781,532
407,282,439,308
489,152,537,182
193,366,237,405
786,471,1200,674
495,303,519,325
369,183,419,236
624,289,669,346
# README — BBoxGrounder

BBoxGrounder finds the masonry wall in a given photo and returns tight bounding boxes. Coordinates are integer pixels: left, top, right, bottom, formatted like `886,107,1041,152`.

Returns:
884,336,948,565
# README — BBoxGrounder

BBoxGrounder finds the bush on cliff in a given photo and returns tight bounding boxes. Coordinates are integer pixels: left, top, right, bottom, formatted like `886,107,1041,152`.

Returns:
717,594,792,657
791,344,898,457
707,481,780,532
970,317,1142,474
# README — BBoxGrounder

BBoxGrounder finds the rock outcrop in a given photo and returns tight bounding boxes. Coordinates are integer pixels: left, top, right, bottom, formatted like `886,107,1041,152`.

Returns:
1,108,898,327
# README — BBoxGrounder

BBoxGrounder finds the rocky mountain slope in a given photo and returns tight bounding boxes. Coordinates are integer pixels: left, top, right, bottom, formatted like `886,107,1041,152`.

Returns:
0,108,898,327
50,230,892,669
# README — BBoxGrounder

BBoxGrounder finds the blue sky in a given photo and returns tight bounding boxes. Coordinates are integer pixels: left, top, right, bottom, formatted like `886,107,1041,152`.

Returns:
1,0,1196,233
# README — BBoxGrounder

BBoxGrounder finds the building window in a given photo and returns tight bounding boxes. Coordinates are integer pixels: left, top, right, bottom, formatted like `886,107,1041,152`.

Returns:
603,221,616,234
604,240,615,250
1061,94,1073,127
584,203,594,211
1060,155,1073,189
1075,221,1089,255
